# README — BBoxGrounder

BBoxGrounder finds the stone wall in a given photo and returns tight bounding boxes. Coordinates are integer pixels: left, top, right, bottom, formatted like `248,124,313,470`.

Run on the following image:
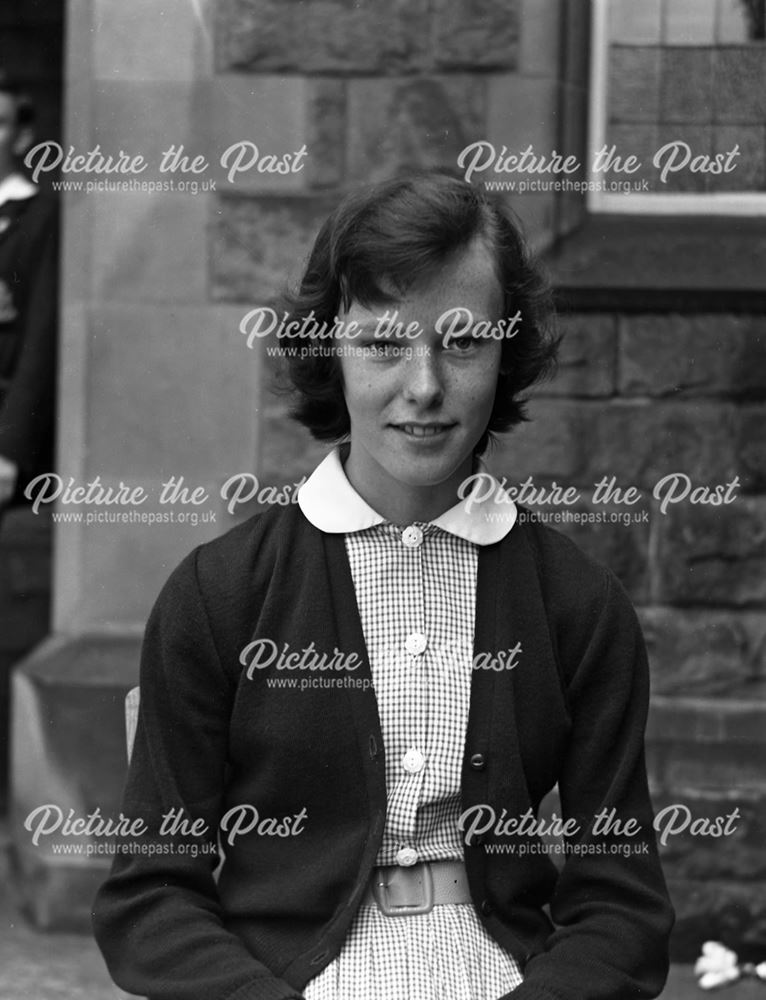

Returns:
504,310,766,958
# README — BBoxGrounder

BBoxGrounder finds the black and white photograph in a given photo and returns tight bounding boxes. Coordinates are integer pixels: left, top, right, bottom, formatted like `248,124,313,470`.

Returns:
0,2,764,998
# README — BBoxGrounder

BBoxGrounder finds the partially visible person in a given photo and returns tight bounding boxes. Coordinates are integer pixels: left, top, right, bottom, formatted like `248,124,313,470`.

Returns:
0,75,58,515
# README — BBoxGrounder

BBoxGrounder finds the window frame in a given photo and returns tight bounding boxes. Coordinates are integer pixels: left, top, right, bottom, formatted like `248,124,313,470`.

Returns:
587,0,766,216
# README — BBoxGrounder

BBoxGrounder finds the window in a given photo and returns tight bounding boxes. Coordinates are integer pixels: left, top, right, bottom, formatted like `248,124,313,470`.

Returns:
588,0,766,214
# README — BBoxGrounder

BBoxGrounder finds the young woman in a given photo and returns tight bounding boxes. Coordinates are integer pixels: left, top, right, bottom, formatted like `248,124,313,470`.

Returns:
93,171,674,1000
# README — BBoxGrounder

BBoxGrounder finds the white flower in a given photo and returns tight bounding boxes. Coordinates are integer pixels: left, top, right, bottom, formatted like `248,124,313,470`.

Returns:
694,941,741,990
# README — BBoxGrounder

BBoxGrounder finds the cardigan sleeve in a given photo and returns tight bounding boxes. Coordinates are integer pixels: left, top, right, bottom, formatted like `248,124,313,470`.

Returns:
91,548,304,1000
504,568,674,1000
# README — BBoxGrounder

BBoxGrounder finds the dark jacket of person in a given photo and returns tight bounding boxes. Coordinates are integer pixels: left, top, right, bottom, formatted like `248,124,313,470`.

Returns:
0,186,58,502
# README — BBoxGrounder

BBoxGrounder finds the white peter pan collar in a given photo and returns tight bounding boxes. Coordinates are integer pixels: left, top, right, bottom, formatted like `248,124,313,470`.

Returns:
298,447,516,545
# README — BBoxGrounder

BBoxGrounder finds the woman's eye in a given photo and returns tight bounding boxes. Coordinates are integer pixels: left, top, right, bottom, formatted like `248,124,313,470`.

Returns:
445,336,477,352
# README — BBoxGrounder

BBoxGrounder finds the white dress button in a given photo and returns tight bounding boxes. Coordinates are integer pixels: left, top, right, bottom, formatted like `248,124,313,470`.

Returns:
402,748,425,774
401,525,423,548
405,632,427,655
396,846,419,867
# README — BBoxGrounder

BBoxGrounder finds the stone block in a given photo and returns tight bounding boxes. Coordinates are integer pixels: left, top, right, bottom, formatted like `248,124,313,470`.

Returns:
486,75,561,165
510,399,744,491
347,76,486,185
608,47,661,124
608,0,662,44
10,635,141,930
714,48,766,124
535,502,651,601
307,79,346,189
737,405,766,493
85,303,261,478
90,191,209,305
518,0,561,77
211,194,337,303
209,75,309,194
639,608,766,695
501,399,739,494
93,0,213,82
653,797,765,880
596,400,737,491
664,0,717,44
654,499,766,607
495,399,587,483
77,506,223,626
64,0,92,85
660,48,714,124
257,404,332,504
544,312,617,397
651,740,766,802
433,0,520,70
647,694,766,748
619,314,766,398
654,124,712,193
205,340,326,522
91,79,210,180
712,125,766,192
511,192,558,254
717,0,750,43
215,0,431,74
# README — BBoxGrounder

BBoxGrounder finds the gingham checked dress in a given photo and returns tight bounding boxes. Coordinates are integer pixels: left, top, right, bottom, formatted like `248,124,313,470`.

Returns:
299,449,523,1000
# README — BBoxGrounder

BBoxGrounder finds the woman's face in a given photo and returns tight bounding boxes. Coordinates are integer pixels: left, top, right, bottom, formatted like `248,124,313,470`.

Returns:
339,237,504,522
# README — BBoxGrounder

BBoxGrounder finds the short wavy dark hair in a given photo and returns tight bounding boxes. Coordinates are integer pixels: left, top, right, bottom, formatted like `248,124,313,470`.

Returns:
280,169,559,454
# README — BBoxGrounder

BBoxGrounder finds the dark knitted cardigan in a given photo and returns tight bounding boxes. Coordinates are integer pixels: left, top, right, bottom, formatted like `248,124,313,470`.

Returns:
92,504,673,1000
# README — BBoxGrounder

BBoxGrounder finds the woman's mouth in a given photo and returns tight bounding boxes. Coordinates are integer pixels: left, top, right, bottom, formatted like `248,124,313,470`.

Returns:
393,423,455,438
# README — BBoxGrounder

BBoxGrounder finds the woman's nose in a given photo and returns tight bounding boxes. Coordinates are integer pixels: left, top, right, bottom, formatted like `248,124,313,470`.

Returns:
401,350,444,406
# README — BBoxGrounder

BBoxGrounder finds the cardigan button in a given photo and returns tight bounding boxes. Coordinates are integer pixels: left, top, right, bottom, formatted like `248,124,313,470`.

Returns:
470,753,486,770
481,899,493,917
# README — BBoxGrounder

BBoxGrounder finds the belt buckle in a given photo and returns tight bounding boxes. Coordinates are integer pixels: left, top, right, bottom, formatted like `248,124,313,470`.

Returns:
371,863,434,916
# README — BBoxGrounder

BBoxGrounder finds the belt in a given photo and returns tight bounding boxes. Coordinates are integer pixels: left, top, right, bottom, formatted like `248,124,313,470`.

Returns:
361,860,471,916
